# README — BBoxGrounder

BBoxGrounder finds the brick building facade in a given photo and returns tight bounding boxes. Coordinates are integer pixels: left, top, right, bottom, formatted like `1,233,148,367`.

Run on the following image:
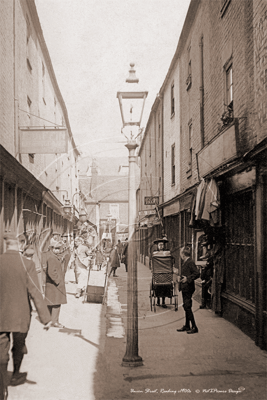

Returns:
137,0,266,349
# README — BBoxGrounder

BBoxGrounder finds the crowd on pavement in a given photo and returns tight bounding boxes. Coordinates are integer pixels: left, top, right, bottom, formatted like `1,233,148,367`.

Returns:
0,227,204,400
0,226,129,400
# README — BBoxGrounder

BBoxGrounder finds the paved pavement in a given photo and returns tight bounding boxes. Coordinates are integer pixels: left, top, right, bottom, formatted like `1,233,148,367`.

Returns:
7,262,267,400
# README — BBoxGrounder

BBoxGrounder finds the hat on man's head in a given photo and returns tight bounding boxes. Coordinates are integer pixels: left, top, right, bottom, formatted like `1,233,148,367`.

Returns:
153,237,168,245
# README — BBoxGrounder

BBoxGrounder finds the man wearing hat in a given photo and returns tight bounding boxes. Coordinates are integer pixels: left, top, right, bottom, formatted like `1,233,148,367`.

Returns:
45,241,67,327
176,246,200,334
73,236,90,298
0,233,52,397
151,237,173,308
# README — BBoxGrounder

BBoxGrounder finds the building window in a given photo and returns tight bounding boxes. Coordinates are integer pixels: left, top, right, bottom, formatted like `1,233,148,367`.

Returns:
171,144,175,185
186,60,192,90
26,14,31,44
158,112,161,141
221,61,234,128
221,0,231,17
27,96,32,120
42,62,46,104
226,64,233,107
187,121,192,178
186,44,192,90
189,123,192,167
171,83,175,116
27,58,32,73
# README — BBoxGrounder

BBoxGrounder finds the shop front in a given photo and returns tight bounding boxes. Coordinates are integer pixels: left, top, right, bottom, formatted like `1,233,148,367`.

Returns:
0,145,73,290
195,129,267,350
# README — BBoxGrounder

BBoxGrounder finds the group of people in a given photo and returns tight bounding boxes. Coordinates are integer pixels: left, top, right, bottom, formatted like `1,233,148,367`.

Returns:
0,230,199,399
0,229,96,399
0,233,53,399
107,238,128,277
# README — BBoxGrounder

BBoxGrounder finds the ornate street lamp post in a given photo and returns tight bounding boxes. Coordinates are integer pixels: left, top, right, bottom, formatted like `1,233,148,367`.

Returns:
117,63,148,367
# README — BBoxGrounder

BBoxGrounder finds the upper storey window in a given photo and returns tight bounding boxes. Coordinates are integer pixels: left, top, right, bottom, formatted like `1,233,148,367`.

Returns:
221,0,232,17
226,64,233,107
171,83,175,117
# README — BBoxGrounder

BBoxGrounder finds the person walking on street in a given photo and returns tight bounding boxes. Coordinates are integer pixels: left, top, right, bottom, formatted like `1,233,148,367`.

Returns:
116,240,123,262
176,246,200,334
0,233,52,399
45,241,67,328
121,238,128,272
108,246,120,277
74,237,90,298
95,247,104,271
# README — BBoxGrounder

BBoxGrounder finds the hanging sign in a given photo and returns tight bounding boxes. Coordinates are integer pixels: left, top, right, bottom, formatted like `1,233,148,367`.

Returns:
19,128,68,154
144,196,159,205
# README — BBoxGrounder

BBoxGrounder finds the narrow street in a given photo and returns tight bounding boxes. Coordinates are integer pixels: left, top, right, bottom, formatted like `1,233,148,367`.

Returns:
7,262,267,400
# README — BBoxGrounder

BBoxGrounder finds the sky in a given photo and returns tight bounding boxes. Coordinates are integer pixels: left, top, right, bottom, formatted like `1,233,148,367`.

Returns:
35,0,191,159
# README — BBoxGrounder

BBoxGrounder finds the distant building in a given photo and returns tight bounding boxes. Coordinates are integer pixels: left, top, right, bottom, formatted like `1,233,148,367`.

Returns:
79,156,130,246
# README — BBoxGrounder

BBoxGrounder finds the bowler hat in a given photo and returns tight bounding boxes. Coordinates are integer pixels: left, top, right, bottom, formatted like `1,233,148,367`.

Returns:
153,237,168,244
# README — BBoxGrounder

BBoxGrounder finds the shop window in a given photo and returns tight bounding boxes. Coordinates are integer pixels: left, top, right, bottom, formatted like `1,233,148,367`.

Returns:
223,190,255,303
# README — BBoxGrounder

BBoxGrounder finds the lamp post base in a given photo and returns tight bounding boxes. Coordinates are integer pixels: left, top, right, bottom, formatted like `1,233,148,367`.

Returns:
122,355,143,368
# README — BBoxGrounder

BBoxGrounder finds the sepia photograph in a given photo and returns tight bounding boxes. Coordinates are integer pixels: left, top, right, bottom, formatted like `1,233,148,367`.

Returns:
0,0,266,399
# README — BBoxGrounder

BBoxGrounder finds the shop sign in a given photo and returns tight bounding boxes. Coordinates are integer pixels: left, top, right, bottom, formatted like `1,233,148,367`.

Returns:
144,196,159,205
197,123,238,177
19,128,68,154
138,209,156,218
225,167,256,194
163,201,180,217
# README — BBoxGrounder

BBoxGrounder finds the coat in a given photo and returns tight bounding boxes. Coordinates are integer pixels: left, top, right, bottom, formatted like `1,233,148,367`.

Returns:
116,242,124,255
45,251,67,306
121,242,128,265
109,248,120,269
0,250,51,333
179,257,200,294
95,250,104,265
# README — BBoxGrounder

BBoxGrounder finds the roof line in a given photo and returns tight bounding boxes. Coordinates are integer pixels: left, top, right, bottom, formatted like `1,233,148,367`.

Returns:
139,0,200,155
26,0,80,157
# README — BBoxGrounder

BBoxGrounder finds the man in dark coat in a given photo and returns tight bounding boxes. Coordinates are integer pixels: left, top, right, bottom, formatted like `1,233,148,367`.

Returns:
121,238,128,272
108,246,120,277
0,234,51,398
177,246,200,334
116,240,123,262
45,242,67,328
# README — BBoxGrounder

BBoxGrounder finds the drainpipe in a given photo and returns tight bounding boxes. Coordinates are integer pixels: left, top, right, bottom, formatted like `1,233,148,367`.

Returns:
199,35,204,149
